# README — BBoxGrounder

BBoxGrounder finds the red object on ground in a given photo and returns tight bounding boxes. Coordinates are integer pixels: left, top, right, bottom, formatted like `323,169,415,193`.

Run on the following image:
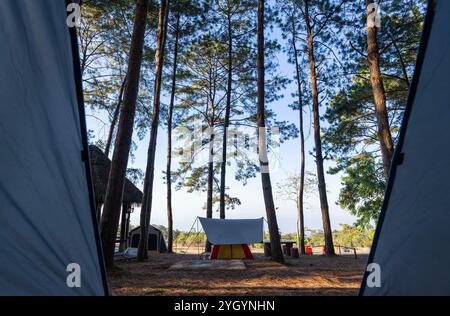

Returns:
305,246,313,255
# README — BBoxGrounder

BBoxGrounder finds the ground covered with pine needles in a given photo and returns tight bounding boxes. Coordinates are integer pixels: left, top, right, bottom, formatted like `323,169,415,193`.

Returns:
108,252,367,296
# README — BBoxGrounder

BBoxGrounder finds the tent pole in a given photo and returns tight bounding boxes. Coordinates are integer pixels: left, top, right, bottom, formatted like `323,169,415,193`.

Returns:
197,218,199,256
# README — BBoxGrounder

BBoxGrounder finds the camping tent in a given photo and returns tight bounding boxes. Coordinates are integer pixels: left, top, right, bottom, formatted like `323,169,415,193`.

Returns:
0,1,107,295
199,217,263,259
210,244,254,260
360,0,450,295
129,226,168,253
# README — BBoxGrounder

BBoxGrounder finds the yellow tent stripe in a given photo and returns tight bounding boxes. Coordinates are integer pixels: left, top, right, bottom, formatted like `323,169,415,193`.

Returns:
216,245,246,259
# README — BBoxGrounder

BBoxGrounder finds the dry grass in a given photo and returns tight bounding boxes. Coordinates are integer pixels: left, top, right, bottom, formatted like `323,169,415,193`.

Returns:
108,252,367,296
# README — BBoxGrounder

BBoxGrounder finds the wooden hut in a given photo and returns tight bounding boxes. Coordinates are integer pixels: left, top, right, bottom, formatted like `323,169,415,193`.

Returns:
89,145,143,251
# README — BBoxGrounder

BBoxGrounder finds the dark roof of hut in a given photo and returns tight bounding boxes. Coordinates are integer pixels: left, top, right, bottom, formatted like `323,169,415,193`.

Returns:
89,145,143,205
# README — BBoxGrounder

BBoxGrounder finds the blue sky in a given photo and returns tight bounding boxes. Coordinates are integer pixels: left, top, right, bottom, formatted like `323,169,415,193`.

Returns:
86,22,357,234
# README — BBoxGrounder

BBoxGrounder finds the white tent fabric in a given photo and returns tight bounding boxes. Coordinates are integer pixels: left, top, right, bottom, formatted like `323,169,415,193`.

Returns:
198,217,264,245
361,0,450,295
0,1,107,295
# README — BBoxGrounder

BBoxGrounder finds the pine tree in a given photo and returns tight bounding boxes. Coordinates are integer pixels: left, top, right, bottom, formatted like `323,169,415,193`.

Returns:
257,0,284,263
138,0,171,261
100,0,150,269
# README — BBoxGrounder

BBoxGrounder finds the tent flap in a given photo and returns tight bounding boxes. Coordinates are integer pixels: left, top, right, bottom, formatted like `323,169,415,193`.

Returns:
199,217,264,245
361,0,450,296
0,0,107,295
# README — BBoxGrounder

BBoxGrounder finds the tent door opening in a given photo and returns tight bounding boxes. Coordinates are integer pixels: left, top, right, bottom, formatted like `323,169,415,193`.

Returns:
130,233,158,251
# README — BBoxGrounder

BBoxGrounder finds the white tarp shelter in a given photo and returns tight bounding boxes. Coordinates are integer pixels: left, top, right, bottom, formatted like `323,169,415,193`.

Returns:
361,0,450,295
198,217,264,245
0,0,108,295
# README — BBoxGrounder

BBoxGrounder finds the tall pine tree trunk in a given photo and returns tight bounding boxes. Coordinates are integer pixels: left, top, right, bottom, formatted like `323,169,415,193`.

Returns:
205,64,217,253
219,9,233,220
104,74,127,156
257,0,283,263
206,134,215,221
166,13,180,254
100,0,150,269
304,0,335,256
205,119,215,253
365,0,394,178
291,17,306,255
138,0,170,261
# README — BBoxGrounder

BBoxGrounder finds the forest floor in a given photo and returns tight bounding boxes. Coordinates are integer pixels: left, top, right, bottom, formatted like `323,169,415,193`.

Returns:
108,252,367,296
